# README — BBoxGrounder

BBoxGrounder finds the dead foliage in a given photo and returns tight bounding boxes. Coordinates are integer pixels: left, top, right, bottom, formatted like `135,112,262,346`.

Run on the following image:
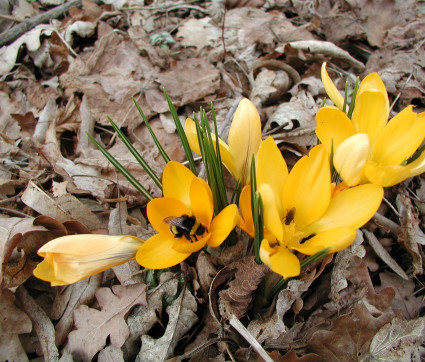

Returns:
0,0,424,360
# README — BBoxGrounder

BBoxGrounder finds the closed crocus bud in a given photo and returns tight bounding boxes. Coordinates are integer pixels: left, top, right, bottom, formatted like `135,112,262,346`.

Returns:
33,234,144,286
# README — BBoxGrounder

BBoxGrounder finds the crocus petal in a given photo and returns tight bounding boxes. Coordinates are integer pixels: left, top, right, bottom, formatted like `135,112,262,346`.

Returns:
207,204,239,247
283,145,331,229
163,161,195,208
228,98,262,185
147,197,190,235
333,133,370,187
258,183,283,242
238,185,254,237
37,234,140,255
363,161,413,187
292,227,356,255
185,118,237,179
35,235,143,285
190,178,213,228
371,107,425,165
260,240,300,278
302,184,383,234
321,62,345,111
403,150,425,179
257,137,288,215
172,233,210,253
351,73,389,143
33,257,65,286
136,233,190,269
316,106,356,154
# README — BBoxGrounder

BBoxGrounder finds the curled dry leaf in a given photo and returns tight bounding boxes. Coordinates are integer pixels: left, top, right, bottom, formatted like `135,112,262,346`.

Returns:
65,283,148,361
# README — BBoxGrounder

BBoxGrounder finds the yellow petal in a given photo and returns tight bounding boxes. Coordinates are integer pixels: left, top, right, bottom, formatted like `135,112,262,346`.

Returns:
190,178,213,228
207,204,239,247
33,258,66,286
258,183,284,242
172,233,210,253
292,227,356,255
185,118,237,179
316,106,356,154
363,161,413,187
351,73,389,143
403,149,425,179
37,234,141,256
228,98,262,185
185,118,202,154
302,183,383,234
371,107,425,165
136,233,190,269
238,185,254,237
283,145,331,229
147,197,190,235
35,235,143,285
321,62,345,111
163,161,195,208
333,133,370,187
257,137,288,215
261,240,301,278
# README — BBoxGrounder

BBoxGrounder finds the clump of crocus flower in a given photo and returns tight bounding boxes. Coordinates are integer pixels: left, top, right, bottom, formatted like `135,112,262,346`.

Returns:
255,137,383,278
186,98,262,186
136,161,238,269
318,62,425,187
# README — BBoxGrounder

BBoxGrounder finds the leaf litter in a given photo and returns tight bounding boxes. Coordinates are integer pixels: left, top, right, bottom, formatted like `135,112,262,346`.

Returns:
0,0,425,360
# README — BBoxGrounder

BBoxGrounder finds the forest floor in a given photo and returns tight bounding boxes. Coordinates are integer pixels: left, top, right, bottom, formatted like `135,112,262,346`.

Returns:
1,0,425,361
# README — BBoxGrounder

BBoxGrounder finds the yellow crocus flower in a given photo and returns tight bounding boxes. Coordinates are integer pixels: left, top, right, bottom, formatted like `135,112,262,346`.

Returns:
185,98,262,186
33,234,144,286
136,161,238,269
256,137,383,278
318,63,425,187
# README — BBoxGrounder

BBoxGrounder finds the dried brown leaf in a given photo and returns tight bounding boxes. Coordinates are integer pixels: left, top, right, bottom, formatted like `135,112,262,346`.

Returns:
307,303,392,361
368,317,425,361
0,289,32,361
396,191,424,275
137,287,198,362
376,272,425,320
363,229,409,280
218,257,269,320
125,273,178,360
65,283,148,361
15,285,59,361
51,274,102,346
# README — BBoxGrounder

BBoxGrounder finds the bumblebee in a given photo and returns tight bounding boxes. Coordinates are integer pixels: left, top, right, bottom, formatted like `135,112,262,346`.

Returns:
164,214,206,241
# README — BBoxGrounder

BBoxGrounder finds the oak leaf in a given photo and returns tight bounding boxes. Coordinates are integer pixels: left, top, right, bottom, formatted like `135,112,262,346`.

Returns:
65,283,147,361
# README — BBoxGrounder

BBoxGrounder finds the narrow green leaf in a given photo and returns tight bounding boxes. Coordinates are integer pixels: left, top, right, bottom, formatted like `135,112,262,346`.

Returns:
107,116,162,191
87,133,153,201
132,97,170,164
343,80,349,115
163,89,197,174
347,77,360,119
